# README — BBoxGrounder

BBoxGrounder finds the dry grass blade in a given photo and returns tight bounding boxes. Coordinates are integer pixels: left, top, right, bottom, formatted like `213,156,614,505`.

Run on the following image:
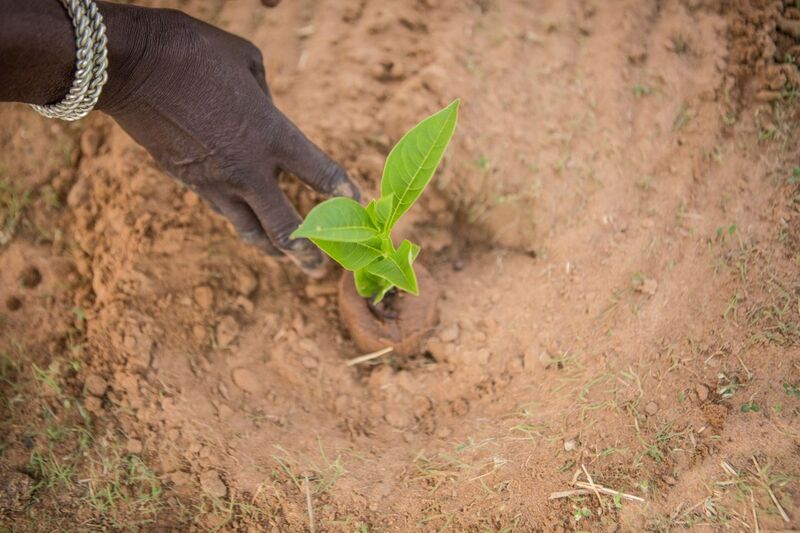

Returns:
751,456,790,523
345,346,393,366
304,475,315,533
549,489,593,499
720,460,738,478
574,482,645,502
581,464,604,511
549,483,645,503
750,489,760,533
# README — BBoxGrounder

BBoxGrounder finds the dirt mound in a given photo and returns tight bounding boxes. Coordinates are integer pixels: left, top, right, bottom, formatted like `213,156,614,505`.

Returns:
2,0,799,530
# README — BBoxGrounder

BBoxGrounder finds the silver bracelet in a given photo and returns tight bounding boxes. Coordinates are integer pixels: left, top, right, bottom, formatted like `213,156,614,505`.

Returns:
30,0,109,121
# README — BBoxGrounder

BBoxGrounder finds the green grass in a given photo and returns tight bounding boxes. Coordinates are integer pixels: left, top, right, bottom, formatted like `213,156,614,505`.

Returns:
0,177,30,246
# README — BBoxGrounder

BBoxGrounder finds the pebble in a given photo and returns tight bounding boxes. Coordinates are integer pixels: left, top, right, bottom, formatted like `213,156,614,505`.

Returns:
216,316,240,349
645,401,659,415
84,374,108,397
564,438,578,452
126,438,143,455
231,368,260,394
439,324,460,343
301,356,318,370
193,286,214,310
476,348,491,365
695,383,709,401
199,470,227,498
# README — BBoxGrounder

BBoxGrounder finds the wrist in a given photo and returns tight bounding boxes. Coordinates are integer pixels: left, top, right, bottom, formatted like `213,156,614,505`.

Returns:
0,0,76,105
95,3,194,116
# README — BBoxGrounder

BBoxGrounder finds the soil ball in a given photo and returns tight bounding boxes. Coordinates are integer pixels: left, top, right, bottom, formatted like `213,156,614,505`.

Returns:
338,264,440,356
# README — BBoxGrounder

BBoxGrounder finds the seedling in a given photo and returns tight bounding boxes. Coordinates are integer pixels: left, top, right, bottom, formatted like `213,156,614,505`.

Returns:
291,100,459,303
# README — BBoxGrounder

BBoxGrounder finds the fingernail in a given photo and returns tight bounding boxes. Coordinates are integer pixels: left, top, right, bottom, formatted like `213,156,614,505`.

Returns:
333,180,361,201
288,239,329,279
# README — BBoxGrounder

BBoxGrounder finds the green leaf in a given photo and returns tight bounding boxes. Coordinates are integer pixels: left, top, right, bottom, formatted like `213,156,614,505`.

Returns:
354,269,392,300
291,197,379,242
363,240,420,294
365,194,394,231
381,99,459,228
312,238,383,271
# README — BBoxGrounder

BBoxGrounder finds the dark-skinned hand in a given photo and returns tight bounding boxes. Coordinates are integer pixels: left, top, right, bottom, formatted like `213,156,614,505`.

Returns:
1,0,360,277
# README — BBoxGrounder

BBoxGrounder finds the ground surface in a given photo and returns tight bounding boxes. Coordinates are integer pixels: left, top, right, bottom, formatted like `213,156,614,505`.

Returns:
2,0,800,531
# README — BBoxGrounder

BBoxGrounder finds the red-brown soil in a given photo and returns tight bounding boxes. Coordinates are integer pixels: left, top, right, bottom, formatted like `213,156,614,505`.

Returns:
1,0,799,531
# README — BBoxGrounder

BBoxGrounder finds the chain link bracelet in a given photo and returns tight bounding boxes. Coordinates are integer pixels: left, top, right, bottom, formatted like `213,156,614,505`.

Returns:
30,0,109,121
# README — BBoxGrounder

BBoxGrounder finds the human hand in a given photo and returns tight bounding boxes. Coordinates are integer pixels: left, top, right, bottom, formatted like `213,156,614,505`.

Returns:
96,3,359,277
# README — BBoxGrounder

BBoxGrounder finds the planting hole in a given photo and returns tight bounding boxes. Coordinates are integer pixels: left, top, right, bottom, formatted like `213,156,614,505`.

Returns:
20,265,42,288
6,296,22,311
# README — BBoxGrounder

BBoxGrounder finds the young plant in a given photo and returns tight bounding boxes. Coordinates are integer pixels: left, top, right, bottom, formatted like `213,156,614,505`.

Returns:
291,99,459,304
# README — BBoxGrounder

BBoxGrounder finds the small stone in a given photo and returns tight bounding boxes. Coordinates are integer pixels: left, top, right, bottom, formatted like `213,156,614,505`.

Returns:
216,316,240,349
199,470,227,498
439,324,460,343
695,383,709,402
645,401,659,415
84,374,108,397
564,438,578,452
126,438,143,454
231,368,260,394
476,348,491,365
664,475,677,486
193,286,214,310
301,356,318,370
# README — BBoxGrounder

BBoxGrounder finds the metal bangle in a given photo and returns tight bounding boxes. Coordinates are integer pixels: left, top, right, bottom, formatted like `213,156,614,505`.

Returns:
30,0,109,121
